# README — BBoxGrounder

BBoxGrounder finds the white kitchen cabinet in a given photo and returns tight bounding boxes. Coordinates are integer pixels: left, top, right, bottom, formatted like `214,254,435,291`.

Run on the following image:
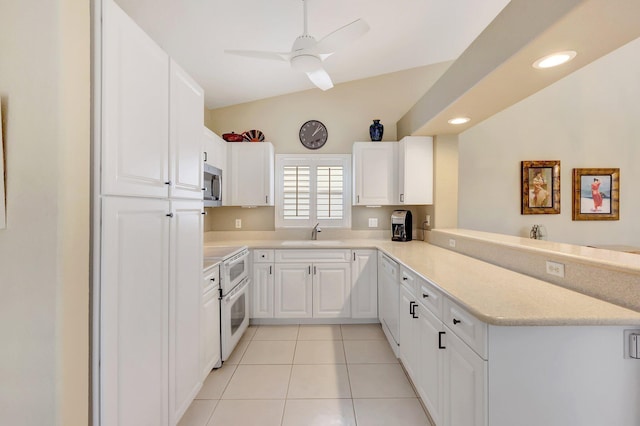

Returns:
203,127,227,172
102,0,169,198
398,136,433,205
352,142,398,205
102,0,203,200
378,251,400,355
350,249,378,319
101,197,171,426
201,265,221,380
274,263,313,318
443,326,487,426
312,263,351,318
169,61,204,200
252,250,275,319
399,277,420,381
417,303,444,426
169,200,204,424
228,142,274,206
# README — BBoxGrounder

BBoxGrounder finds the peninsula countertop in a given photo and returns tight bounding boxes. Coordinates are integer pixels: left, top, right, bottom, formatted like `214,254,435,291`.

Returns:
203,238,640,327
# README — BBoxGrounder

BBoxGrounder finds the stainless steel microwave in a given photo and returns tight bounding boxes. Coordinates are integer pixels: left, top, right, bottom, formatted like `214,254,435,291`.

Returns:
203,163,222,207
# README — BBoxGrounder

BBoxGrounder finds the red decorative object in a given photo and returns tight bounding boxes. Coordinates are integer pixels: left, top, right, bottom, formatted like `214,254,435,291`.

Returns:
222,132,244,142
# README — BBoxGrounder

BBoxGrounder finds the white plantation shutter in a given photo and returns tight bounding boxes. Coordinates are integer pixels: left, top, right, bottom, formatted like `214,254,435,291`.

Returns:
316,166,343,220
276,154,351,228
283,166,310,220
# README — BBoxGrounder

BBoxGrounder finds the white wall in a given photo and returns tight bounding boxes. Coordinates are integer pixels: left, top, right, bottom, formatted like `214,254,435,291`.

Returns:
458,37,640,246
0,1,90,425
205,63,449,232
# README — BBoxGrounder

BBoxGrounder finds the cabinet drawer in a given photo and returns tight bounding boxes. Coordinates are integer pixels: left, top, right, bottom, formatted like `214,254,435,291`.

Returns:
203,264,220,294
275,249,351,263
400,266,418,294
416,277,443,319
253,249,274,263
443,298,487,360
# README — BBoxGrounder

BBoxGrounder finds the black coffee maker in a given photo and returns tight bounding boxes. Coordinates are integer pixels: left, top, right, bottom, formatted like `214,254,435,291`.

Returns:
391,210,412,242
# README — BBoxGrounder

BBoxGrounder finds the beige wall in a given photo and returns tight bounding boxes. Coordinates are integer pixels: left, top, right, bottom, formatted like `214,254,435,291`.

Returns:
0,1,90,425
433,134,458,229
205,63,450,232
457,37,640,246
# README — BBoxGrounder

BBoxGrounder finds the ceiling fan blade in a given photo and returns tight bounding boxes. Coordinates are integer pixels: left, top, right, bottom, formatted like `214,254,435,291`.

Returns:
224,49,290,62
306,68,333,91
314,18,369,54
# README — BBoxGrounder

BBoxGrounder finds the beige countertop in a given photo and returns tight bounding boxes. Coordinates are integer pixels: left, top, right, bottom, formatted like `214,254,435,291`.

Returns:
203,238,640,326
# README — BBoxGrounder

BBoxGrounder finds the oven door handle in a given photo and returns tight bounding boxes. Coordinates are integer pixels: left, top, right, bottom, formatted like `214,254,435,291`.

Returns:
224,278,249,303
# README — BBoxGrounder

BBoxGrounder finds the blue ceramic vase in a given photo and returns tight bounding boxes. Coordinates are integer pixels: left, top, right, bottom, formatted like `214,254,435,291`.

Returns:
369,119,383,141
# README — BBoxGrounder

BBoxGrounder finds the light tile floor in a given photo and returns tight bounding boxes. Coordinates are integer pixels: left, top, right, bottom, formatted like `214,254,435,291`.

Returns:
179,323,430,426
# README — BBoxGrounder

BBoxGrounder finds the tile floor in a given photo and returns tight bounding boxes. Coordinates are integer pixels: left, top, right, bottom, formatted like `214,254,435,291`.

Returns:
179,323,430,426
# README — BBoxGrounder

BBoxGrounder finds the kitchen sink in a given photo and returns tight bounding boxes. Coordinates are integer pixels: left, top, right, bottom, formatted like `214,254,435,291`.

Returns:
280,240,344,246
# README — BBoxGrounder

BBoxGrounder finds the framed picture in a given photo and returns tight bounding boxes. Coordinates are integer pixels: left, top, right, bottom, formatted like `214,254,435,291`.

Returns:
521,160,560,214
572,168,619,221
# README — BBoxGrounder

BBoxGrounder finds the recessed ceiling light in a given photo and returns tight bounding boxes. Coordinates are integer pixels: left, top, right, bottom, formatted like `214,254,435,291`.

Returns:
448,117,471,125
532,50,577,69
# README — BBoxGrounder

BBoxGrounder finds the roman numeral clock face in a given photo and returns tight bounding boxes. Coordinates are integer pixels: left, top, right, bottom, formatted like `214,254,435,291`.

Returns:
299,120,328,150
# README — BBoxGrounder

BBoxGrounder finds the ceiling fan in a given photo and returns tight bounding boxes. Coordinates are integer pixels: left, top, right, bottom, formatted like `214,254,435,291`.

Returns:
225,0,369,91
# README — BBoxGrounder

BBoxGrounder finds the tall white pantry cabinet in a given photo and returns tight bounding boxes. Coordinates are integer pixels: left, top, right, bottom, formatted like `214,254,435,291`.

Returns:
97,0,205,425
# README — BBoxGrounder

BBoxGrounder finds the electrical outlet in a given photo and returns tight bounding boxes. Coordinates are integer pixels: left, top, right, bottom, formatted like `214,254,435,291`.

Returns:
425,215,431,227
448,239,456,248
368,218,378,228
545,261,565,278
235,219,242,229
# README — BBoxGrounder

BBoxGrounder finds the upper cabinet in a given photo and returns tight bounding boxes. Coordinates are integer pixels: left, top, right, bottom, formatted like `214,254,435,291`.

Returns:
352,138,433,206
398,136,433,205
102,2,203,199
227,142,274,206
352,142,398,205
203,127,227,172
169,61,205,200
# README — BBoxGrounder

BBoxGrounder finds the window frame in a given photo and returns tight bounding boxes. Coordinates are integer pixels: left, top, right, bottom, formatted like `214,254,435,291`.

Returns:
275,154,352,229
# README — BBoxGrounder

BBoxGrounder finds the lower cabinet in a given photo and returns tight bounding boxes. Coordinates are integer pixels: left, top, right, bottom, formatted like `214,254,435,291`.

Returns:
252,263,275,318
351,249,378,319
201,265,221,380
101,197,203,426
400,271,487,426
274,263,313,318
313,263,351,318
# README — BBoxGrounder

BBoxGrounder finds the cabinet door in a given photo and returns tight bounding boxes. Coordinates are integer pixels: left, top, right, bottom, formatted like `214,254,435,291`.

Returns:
399,136,433,205
274,263,312,318
313,262,351,318
169,60,204,199
351,250,378,318
201,286,220,380
102,0,169,198
203,128,227,171
399,285,419,380
101,197,170,426
252,263,274,318
228,143,274,206
352,142,397,205
169,200,204,423
418,304,444,426
444,328,487,426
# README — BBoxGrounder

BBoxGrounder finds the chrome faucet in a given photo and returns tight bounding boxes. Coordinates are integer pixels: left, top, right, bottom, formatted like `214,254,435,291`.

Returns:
311,223,321,240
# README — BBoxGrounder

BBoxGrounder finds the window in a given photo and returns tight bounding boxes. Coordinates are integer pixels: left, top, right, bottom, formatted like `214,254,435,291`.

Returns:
276,154,351,228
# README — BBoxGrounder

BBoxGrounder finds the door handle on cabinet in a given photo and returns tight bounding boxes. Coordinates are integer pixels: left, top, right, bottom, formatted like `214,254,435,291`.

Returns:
204,152,208,162
410,302,418,319
308,266,311,274
438,331,446,349
422,293,429,298
269,265,272,275
165,180,172,185
166,213,174,218
453,318,462,325
313,266,317,275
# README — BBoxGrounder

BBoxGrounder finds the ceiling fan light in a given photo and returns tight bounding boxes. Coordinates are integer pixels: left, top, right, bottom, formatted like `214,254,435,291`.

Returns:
291,54,321,72
532,50,577,69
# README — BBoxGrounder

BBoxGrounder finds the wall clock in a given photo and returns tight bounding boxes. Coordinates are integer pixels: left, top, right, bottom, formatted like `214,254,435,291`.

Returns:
299,120,328,150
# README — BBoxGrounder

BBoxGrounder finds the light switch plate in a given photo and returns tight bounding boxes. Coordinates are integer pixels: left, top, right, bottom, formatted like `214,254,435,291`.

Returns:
368,218,378,228
624,330,640,359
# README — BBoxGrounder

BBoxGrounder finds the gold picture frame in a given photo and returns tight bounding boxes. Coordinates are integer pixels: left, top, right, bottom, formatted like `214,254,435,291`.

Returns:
521,160,560,215
572,168,619,221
